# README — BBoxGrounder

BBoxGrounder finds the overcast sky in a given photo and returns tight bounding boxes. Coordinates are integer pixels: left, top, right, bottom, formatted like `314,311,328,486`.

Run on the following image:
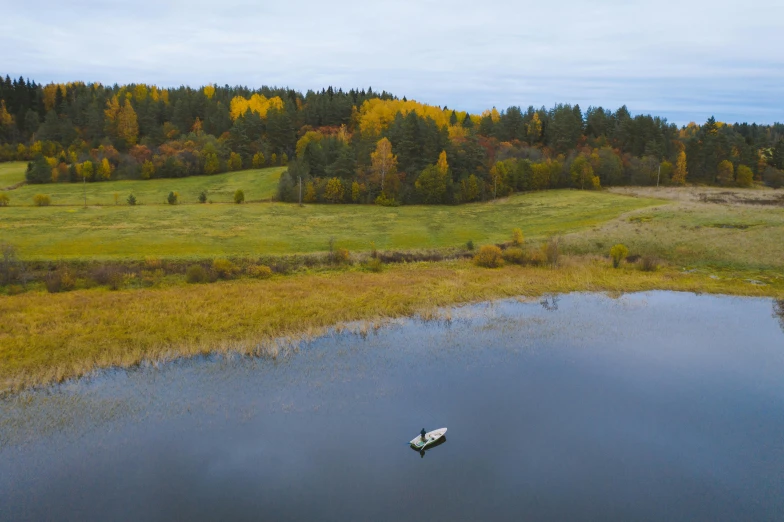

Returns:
2,0,782,125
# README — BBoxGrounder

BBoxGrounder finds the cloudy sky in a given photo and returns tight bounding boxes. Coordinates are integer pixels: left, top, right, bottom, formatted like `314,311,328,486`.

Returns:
2,0,782,124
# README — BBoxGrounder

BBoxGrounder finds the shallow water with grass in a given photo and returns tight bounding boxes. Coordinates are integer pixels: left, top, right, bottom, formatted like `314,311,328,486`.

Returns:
2,292,784,521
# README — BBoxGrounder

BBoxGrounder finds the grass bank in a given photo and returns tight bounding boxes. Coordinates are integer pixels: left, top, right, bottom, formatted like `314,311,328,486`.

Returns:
0,190,662,260
0,166,284,206
1,258,783,393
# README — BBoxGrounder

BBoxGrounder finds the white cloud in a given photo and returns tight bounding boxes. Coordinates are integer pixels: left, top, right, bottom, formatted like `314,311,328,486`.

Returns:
1,0,783,123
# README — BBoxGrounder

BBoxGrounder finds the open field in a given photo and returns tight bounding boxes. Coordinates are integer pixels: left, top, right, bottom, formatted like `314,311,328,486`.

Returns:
0,161,27,189
2,259,782,392
564,189,784,270
608,185,784,205
0,190,663,260
0,165,284,206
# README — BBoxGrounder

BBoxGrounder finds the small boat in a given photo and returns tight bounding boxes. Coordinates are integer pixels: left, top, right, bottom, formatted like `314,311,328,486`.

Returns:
410,428,447,450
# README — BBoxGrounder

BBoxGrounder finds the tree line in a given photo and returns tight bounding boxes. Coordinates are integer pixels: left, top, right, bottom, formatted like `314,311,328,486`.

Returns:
0,75,783,204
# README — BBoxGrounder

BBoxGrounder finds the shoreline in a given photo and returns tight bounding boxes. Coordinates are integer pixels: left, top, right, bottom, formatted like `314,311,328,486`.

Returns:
2,258,782,395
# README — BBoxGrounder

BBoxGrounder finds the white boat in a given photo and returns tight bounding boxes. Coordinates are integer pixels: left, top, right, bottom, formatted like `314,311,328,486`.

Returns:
410,428,447,450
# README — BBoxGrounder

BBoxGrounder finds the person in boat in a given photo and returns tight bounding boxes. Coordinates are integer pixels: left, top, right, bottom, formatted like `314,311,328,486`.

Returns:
420,428,427,443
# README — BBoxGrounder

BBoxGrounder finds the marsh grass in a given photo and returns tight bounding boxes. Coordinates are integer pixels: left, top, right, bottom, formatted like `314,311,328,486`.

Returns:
2,258,782,393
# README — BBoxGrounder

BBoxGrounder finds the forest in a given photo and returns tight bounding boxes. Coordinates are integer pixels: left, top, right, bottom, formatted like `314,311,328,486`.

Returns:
1,75,783,205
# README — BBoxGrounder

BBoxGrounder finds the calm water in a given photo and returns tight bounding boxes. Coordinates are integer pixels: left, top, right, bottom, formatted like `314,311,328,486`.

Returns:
2,292,784,521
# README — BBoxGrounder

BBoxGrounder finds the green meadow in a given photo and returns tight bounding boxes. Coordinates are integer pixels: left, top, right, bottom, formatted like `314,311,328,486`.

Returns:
0,190,662,260
0,165,284,206
0,161,26,188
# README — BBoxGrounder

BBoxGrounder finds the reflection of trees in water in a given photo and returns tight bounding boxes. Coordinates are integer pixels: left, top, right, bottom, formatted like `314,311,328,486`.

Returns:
775,300,784,333
540,295,560,312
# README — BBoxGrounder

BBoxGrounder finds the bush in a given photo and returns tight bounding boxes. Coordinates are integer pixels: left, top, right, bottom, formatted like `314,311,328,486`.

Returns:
527,248,546,266
185,265,208,284
364,257,383,272
466,239,474,251
609,243,629,268
512,228,524,246
90,265,124,290
374,193,399,206
247,264,273,279
127,194,137,205
0,193,9,206
0,242,20,285
212,258,238,279
502,247,526,265
33,194,51,207
639,256,659,272
198,190,207,203
45,267,75,293
333,248,350,264
234,189,245,204
474,245,504,268
144,257,162,270
763,166,784,189
167,191,178,205
543,237,560,266
736,165,754,188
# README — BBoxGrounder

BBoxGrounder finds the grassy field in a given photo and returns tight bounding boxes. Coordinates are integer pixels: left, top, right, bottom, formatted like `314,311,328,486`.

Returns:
0,165,284,206
2,182,784,392
0,190,663,260
2,259,782,392
562,197,784,270
0,161,27,188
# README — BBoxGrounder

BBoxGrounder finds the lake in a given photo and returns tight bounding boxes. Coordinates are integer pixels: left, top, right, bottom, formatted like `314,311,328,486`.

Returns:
2,292,784,521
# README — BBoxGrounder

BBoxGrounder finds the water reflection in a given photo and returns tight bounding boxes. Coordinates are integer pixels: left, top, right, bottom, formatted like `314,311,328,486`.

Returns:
539,294,560,311
2,292,784,522
410,436,447,458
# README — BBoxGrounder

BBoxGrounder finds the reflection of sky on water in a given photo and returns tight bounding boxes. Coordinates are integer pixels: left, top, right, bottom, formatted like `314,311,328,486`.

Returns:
1,292,784,521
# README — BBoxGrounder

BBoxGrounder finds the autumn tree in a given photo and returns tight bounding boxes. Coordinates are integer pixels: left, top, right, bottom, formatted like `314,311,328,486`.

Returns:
203,153,220,174
141,160,155,179
461,174,480,202
716,160,734,186
570,156,600,190
228,152,243,171
116,97,139,145
98,158,113,180
304,181,316,202
82,160,94,181
672,151,688,185
252,152,266,168
526,112,542,143
370,137,397,194
736,164,753,187
324,178,345,203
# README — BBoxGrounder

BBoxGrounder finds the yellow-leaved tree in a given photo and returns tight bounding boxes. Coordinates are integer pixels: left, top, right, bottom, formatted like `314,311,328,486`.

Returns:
116,97,139,145
98,158,113,180
436,150,449,176
324,178,344,203
104,95,121,137
370,138,397,194
527,113,542,142
229,94,284,120
672,151,688,185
